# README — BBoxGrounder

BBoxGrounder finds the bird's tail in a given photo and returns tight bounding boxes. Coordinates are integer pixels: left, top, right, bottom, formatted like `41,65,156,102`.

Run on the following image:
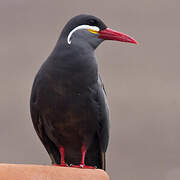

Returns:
85,138,106,170
101,151,106,170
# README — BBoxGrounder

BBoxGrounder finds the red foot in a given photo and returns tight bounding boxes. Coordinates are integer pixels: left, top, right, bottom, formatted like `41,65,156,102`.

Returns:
70,164,96,169
52,163,68,167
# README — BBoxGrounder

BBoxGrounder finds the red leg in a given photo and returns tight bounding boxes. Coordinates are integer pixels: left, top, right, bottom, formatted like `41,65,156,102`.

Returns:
80,143,86,166
59,145,68,166
71,143,96,169
52,145,68,167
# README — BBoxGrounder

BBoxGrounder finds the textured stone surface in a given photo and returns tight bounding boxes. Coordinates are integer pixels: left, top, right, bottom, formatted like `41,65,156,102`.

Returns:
0,164,109,180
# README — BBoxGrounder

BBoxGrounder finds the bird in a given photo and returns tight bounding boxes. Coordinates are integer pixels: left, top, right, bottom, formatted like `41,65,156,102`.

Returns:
30,14,137,170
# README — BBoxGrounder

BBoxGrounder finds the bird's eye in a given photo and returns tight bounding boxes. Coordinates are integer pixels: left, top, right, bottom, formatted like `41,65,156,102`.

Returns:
88,19,98,26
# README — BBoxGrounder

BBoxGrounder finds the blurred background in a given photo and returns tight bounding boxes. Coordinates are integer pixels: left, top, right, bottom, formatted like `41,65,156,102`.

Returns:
0,0,180,180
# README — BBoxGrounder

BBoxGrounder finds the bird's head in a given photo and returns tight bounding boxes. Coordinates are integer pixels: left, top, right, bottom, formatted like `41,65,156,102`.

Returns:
60,14,138,49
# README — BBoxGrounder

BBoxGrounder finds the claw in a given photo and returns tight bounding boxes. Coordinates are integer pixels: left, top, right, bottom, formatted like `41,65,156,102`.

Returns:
52,163,69,167
70,164,96,169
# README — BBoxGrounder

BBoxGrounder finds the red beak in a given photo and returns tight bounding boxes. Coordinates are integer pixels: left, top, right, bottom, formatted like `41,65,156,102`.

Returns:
99,28,138,45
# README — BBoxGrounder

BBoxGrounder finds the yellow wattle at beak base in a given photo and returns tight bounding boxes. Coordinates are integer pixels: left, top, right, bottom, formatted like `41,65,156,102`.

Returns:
88,29,99,34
